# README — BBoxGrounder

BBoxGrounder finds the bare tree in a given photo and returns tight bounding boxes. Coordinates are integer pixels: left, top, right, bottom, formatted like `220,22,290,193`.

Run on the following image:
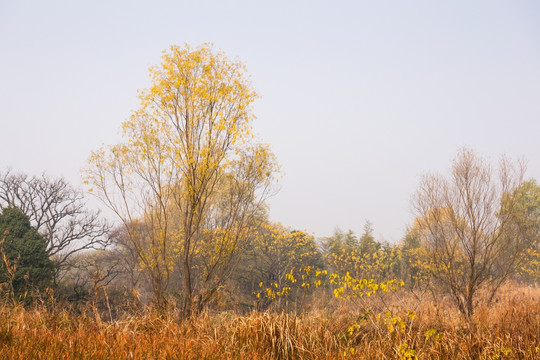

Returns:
412,148,526,318
0,169,111,279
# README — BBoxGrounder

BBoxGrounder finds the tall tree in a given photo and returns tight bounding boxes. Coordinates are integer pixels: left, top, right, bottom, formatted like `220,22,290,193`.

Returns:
412,148,526,318
85,44,278,315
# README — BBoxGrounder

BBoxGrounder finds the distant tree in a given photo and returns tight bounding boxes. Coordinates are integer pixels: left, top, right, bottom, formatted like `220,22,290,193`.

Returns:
400,225,432,291
359,220,380,255
105,226,145,296
412,148,526,318
0,207,54,298
320,227,358,256
0,170,111,279
58,247,140,316
321,223,399,282
402,227,421,253
232,222,324,311
498,179,540,283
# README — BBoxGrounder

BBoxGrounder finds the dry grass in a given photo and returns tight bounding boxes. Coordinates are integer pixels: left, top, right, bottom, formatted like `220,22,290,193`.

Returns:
0,284,538,359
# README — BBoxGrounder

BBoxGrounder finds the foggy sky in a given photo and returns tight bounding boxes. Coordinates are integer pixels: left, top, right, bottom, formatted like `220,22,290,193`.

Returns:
1,0,539,243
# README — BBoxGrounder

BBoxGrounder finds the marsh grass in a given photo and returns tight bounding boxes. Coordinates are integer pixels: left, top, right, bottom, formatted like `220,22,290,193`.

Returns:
0,284,538,359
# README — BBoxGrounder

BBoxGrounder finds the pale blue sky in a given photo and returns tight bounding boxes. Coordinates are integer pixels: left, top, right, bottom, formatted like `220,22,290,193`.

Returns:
1,1,539,242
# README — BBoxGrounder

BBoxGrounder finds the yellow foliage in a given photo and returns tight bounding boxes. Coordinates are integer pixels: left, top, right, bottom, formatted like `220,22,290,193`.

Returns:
84,43,279,313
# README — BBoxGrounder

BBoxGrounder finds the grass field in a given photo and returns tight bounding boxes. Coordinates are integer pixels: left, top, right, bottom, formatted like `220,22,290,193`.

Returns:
0,284,538,359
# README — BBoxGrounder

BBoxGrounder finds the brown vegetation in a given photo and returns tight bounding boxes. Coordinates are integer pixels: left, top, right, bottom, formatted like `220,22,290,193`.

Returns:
0,283,538,359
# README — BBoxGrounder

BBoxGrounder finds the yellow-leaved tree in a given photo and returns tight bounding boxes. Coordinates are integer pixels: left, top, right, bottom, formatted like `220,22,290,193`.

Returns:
85,44,278,316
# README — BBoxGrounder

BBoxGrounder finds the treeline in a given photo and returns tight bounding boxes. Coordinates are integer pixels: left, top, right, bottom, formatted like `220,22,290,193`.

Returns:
0,166,538,321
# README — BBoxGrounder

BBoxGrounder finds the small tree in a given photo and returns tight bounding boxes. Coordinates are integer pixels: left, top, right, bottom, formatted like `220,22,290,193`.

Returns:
0,207,54,298
412,148,526,318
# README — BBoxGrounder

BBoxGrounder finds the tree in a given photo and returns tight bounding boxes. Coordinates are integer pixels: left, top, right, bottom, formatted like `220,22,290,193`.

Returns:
359,220,380,255
412,148,526,318
0,207,54,298
85,44,278,315
321,224,399,282
320,227,358,256
0,170,111,279
57,247,139,317
232,222,323,311
499,179,540,282
398,224,435,301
